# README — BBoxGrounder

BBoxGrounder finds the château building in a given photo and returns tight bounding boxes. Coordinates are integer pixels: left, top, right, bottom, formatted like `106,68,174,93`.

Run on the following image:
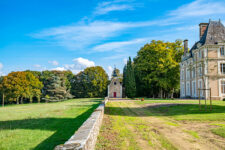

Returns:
180,20,225,100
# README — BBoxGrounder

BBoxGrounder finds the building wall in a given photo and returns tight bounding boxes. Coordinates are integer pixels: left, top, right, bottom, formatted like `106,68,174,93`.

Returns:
108,78,122,98
180,45,225,100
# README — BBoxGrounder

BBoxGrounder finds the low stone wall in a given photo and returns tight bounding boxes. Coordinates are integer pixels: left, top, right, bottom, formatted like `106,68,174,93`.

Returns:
55,97,108,150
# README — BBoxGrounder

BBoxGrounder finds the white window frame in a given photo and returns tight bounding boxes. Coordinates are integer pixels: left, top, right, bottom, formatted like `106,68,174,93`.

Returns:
220,63,225,75
198,64,202,76
186,82,190,96
181,69,184,80
220,46,225,56
198,79,203,97
186,68,190,80
219,79,225,97
198,50,202,59
192,81,196,97
181,82,185,96
192,67,195,78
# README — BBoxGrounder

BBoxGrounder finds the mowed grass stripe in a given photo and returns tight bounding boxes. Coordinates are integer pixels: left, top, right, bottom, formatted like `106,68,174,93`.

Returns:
0,98,102,150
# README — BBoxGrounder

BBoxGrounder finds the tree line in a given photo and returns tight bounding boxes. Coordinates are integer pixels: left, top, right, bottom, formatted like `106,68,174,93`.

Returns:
0,66,108,105
123,40,183,98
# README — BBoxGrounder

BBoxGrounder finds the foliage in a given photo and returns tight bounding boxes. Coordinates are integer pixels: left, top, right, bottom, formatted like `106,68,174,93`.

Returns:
123,57,136,98
133,40,183,98
0,72,43,104
71,66,108,98
40,70,73,101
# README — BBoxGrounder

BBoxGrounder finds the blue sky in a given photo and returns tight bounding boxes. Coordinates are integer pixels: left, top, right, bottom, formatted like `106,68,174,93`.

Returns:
1,0,225,76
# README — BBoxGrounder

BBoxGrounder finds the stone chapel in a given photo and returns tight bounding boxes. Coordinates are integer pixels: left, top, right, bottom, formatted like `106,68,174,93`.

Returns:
108,68,123,98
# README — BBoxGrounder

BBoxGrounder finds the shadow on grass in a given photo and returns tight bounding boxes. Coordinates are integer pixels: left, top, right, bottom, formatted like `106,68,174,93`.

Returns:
104,104,225,117
0,103,100,150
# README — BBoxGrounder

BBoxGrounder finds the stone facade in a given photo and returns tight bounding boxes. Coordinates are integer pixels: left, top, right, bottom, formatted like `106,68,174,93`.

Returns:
108,68,123,98
180,20,225,100
108,77,122,98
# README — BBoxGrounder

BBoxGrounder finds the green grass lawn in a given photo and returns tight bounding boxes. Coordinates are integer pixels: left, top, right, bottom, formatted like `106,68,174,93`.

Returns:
0,98,102,150
96,100,225,150
135,100,225,121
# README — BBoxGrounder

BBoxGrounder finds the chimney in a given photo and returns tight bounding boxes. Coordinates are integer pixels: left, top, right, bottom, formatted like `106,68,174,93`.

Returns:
199,23,209,39
184,39,188,55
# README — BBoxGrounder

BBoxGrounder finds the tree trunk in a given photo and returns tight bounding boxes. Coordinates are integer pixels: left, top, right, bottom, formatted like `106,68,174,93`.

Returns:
17,97,19,104
38,96,40,103
160,88,163,99
21,97,23,104
171,88,174,99
2,93,4,107
29,96,32,103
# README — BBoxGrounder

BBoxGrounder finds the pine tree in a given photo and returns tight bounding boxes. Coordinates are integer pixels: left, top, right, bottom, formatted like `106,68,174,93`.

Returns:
125,57,136,98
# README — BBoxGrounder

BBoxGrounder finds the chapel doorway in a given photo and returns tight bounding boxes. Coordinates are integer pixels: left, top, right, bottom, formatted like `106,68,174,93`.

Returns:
113,92,117,98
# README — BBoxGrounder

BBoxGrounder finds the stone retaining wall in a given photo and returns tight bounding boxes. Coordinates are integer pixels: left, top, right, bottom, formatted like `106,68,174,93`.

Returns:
55,97,108,150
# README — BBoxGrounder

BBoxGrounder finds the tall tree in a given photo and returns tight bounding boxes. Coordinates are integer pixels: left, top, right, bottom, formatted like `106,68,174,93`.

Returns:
0,76,5,106
71,66,108,98
1,72,43,104
41,70,73,101
124,57,136,98
134,40,183,98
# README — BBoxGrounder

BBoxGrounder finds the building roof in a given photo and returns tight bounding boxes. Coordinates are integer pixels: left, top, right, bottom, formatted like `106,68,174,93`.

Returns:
190,20,225,52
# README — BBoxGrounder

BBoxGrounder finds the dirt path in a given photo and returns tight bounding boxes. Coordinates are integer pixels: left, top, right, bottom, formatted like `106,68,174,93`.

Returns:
96,101,225,150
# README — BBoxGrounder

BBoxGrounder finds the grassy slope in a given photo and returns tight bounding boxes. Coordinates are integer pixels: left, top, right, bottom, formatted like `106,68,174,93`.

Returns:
135,100,225,120
96,100,225,149
136,100,225,138
0,98,102,150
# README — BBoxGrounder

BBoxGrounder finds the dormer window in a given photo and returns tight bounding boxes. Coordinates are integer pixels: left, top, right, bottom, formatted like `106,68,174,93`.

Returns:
220,46,225,56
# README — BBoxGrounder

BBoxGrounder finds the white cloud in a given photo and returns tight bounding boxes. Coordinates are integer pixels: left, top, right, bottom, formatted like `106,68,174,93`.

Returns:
52,67,66,71
48,60,59,66
62,57,95,74
107,66,113,77
73,57,95,67
93,38,148,52
123,58,128,64
0,63,3,70
169,0,225,18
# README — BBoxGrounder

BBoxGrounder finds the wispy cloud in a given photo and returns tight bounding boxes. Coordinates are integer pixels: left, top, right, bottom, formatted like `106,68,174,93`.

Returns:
33,64,41,68
169,0,225,18
31,21,134,51
31,19,174,51
94,4,133,15
93,0,135,15
93,38,148,52
48,60,59,66
103,54,129,60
